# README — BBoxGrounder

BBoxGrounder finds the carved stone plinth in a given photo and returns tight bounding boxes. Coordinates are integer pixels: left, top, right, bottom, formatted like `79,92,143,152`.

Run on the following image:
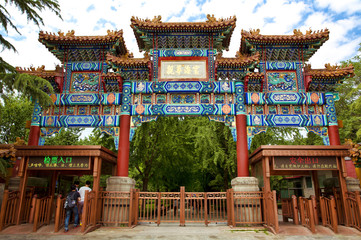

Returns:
231,177,259,192
346,177,361,192
106,176,135,192
231,177,261,225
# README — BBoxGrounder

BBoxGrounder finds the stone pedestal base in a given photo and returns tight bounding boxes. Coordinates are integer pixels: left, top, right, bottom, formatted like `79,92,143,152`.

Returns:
231,177,259,192
346,177,361,192
106,176,135,192
231,177,261,225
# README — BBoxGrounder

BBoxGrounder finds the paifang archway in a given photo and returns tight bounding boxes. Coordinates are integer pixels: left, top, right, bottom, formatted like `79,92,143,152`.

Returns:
19,15,354,180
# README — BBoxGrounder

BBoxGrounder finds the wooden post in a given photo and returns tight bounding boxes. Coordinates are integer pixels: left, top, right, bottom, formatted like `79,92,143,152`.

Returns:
204,193,208,226
180,186,185,226
129,189,134,227
272,191,279,233
310,195,319,225
33,198,40,232
16,156,29,225
292,195,299,225
311,171,321,200
337,156,350,226
28,194,37,224
355,192,361,219
54,195,62,232
157,192,161,226
134,189,139,226
308,199,316,233
92,157,102,225
263,157,271,193
230,189,235,227
81,190,89,233
330,196,338,233
0,190,9,231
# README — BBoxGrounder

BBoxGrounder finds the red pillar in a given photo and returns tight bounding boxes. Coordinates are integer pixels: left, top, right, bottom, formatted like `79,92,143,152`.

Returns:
117,115,131,176
28,126,40,146
328,125,341,145
236,114,249,177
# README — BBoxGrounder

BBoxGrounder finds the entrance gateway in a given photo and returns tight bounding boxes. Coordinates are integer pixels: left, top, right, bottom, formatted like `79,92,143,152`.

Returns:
1,15,359,234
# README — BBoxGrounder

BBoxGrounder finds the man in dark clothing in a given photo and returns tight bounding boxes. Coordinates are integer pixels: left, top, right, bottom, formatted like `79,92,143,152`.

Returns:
64,185,81,232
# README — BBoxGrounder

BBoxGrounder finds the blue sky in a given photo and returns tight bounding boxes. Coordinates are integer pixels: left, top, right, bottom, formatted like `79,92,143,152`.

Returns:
2,0,361,69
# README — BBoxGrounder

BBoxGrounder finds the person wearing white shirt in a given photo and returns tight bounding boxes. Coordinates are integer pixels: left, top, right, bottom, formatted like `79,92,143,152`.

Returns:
78,180,92,220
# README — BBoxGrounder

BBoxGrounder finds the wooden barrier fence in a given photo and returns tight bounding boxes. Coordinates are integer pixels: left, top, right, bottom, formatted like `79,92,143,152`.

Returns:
345,191,361,232
230,190,264,226
320,196,338,233
264,191,279,234
81,191,96,232
54,195,66,232
21,190,35,223
98,191,131,227
33,196,52,232
298,197,315,233
281,196,299,224
333,188,345,225
0,190,20,231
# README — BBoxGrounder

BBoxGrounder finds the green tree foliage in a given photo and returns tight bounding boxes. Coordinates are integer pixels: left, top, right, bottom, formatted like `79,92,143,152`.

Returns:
79,128,116,152
129,117,237,192
44,128,83,146
0,93,33,143
337,45,361,143
0,0,61,106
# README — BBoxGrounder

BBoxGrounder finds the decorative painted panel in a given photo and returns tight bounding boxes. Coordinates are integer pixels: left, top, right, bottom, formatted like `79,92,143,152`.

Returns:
325,92,338,126
158,49,208,57
71,62,104,71
306,92,325,105
31,101,41,126
266,61,297,70
245,93,266,105
235,82,246,115
266,93,306,105
120,82,131,115
159,59,208,81
267,71,298,92
70,72,100,92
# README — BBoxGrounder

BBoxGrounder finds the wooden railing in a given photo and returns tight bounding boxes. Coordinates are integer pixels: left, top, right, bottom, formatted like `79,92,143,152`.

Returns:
298,197,315,233
310,195,319,225
264,191,279,234
281,196,299,224
333,188,345,225
345,191,361,231
81,191,96,232
98,191,131,226
320,196,338,233
33,196,52,232
21,190,35,223
0,190,20,231
54,195,66,232
230,190,264,226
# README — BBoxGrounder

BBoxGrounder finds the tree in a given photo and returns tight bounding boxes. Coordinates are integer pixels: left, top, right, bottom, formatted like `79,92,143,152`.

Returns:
337,45,361,143
44,128,83,146
0,0,62,106
0,93,33,143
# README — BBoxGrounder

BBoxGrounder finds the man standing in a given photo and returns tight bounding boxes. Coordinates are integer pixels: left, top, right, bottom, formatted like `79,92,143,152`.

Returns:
78,180,92,220
64,185,80,232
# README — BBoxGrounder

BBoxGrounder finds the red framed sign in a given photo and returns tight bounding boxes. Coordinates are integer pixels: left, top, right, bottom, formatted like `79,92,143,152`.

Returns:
273,156,338,170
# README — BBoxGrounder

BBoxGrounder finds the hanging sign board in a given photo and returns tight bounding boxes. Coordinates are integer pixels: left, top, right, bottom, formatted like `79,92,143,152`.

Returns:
28,156,91,170
273,156,337,170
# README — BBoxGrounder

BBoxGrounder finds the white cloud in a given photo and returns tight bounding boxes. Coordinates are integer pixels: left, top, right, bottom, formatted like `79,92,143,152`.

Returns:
2,0,361,71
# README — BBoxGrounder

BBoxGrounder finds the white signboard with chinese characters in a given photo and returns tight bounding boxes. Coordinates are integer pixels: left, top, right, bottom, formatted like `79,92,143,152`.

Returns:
160,60,207,81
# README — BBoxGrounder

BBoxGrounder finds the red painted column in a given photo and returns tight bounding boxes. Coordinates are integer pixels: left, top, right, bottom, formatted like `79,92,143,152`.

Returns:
28,126,40,146
117,115,131,176
328,125,341,145
236,114,249,177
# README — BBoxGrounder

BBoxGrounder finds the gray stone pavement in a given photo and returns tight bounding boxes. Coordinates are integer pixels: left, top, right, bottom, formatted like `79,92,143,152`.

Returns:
0,224,361,240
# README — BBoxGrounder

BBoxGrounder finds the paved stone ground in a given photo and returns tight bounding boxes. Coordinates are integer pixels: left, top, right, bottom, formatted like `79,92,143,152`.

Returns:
1,223,361,240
